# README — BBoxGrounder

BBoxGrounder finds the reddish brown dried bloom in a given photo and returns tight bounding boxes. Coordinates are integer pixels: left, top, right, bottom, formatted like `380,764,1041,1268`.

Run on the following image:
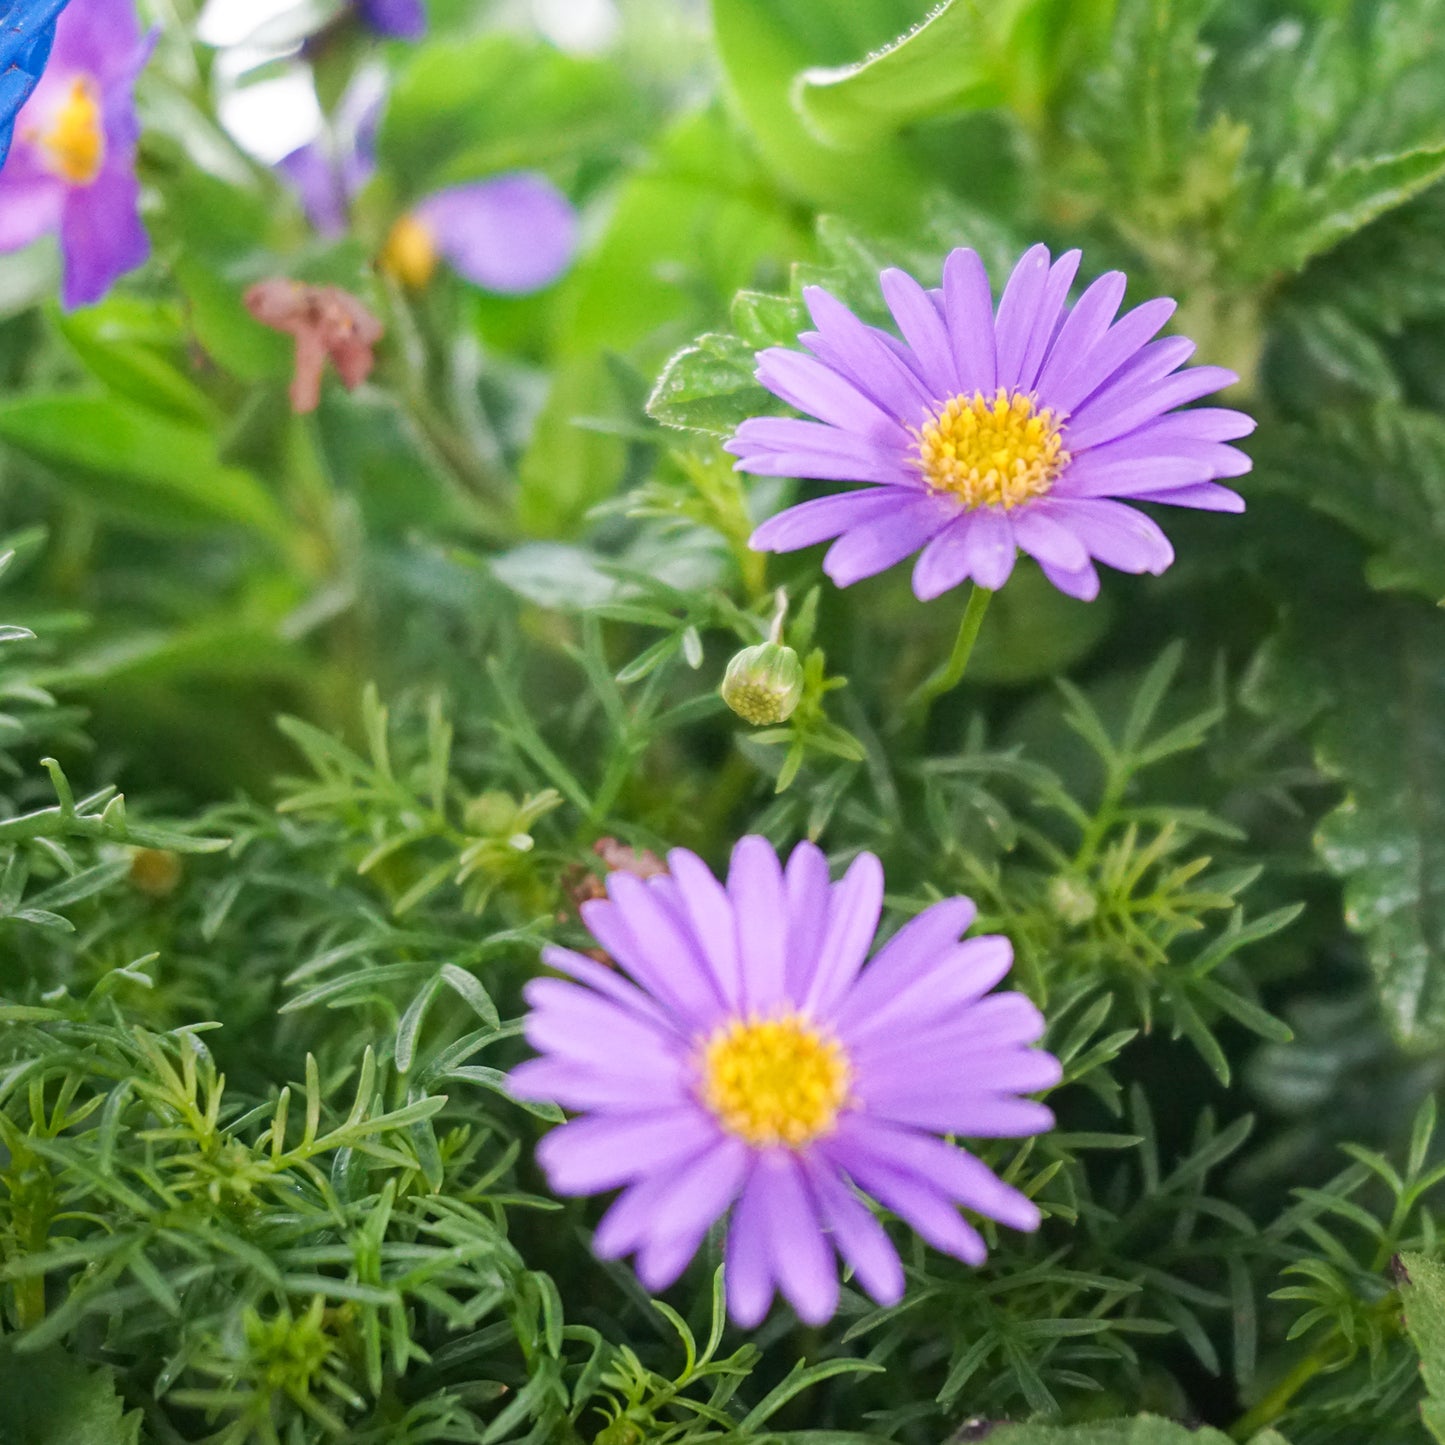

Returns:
558,838,670,968
243,279,384,414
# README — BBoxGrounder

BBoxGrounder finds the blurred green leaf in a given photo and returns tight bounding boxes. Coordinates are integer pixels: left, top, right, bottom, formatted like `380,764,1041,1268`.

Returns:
379,35,641,198
793,0,1036,147
648,331,779,437
55,298,219,426
517,355,628,537
0,395,291,542
709,0,927,221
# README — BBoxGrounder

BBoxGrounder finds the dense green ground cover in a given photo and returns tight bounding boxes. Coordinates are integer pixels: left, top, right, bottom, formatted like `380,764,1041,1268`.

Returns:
6,0,1445,1441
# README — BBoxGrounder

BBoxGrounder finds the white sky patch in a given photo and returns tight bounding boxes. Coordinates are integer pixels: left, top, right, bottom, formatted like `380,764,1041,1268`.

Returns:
214,57,322,163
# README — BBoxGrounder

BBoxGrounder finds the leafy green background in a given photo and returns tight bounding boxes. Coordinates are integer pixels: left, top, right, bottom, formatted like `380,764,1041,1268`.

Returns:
4,0,1445,1441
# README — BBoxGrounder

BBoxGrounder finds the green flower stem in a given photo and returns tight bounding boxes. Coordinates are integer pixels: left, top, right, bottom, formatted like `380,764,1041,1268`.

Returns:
908,585,994,715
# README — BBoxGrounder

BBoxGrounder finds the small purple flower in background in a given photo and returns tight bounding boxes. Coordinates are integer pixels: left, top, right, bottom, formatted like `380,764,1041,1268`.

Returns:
277,71,385,239
510,836,1059,1326
730,246,1254,602
279,78,578,296
0,0,151,309
354,0,426,39
377,176,579,294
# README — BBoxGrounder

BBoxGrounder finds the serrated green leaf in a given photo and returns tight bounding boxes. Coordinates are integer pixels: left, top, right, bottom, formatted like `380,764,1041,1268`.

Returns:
989,1417,1290,1444
647,332,781,436
792,0,1036,148
1254,404,1445,602
0,1342,142,1445
1248,607,1445,1049
1243,144,1445,279
0,395,290,543
1400,1251,1445,1443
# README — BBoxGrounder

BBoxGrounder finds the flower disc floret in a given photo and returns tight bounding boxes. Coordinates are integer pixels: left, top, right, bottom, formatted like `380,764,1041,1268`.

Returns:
511,835,1062,1328
700,1014,850,1147
917,389,1068,509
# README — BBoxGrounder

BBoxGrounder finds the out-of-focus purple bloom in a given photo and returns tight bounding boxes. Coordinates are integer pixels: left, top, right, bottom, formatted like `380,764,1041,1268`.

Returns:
510,836,1059,1326
389,176,579,293
0,0,151,308
278,71,384,238
730,246,1254,603
279,79,578,297
354,0,426,40
1,0,71,171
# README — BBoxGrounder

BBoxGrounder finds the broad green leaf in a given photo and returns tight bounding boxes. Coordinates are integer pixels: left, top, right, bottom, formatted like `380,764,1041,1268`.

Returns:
1241,144,1445,280
55,298,219,426
1076,0,1221,193
0,1343,143,1445
0,395,291,543
1254,404,1445,602
379,35,642,198
1246,607,1445,1049
710,0,927,221
989,1418,1290,1444
516,355,628,538
793,0,1037,148
1400,1251,1445,1443
647,332,781,437
557,105,809,359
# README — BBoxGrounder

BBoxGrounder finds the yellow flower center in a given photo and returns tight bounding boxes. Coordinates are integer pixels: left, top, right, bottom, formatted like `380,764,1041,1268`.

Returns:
380,214,439,290
915,389,1069,509
699,1013,851,1148
37,77,105,185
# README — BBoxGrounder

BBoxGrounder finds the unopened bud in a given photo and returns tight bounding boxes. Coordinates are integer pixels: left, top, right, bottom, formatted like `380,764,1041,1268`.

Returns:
1048,874,1097,926
130,848,183,899
721,641,804,726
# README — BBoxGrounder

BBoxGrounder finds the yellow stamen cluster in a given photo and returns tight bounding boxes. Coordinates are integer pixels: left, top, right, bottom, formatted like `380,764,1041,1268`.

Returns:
380,214,440,290
37,77,105,186
699,1013,851,1148
915,389,1069,509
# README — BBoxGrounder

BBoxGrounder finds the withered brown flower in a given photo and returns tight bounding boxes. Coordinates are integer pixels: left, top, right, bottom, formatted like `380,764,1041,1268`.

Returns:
243,279,384,414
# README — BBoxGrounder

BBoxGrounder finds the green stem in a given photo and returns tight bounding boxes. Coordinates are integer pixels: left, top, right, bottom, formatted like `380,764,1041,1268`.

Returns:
1229,1345,1343,1441
907,585,994,716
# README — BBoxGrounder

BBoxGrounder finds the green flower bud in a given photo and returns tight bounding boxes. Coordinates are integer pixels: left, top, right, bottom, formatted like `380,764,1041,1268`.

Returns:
721,641,805,725
1048,874,1097,926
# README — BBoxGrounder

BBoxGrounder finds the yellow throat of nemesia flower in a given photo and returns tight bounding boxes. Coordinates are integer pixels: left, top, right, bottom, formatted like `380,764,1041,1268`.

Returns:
915,389,1069,509
700,1013,850,1148
35,77,106,185
380,213,439,290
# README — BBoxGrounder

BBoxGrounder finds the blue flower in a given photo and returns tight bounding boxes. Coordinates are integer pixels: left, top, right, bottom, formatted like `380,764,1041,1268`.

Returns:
0,0,72,171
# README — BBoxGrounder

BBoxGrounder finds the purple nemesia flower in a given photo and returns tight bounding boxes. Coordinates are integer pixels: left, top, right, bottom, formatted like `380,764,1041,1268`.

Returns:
0,0,152,309
729,246,1255,602
355,0,426,40
278,72,384,237
406,176,578,293
278,78,577,296
510,836,1060,1326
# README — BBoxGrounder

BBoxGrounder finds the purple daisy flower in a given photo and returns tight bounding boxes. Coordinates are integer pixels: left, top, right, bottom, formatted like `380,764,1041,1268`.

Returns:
0,0,152,309
728,245,1255,602
355,0,426,39
510,836,1060,1326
